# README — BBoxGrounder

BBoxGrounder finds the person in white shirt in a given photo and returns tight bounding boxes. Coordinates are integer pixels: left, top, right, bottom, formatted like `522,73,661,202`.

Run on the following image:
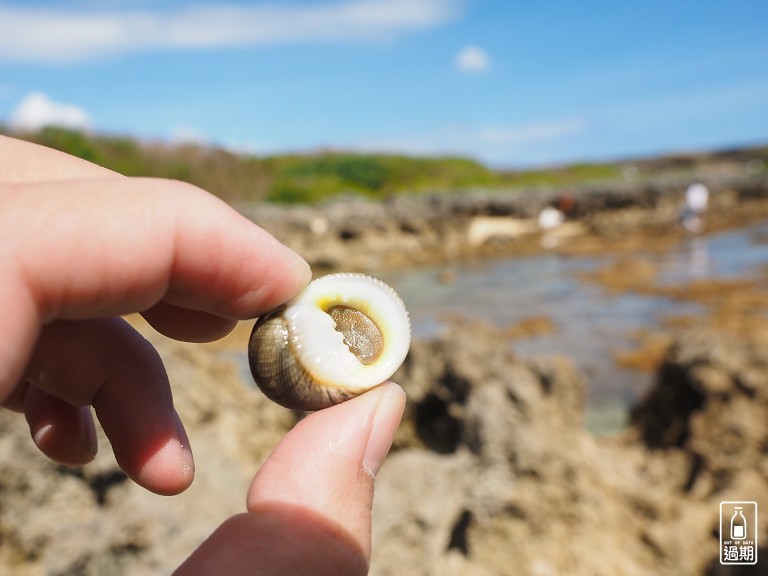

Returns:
679,182,709,233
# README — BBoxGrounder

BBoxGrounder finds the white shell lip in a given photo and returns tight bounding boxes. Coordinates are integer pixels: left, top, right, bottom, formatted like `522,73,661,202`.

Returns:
285,273,411,391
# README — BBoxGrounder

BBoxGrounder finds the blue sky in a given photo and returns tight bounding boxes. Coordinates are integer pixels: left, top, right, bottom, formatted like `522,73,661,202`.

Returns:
0,0,766,167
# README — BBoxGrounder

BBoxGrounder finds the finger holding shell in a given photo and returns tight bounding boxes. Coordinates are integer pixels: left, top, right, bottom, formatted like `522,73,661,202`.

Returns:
248,273,411,411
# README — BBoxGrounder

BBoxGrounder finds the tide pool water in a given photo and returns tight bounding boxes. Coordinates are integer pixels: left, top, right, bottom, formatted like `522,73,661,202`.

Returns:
380,220,768,435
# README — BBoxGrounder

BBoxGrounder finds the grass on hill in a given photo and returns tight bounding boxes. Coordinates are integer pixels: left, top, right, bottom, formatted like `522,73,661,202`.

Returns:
3,125,710,205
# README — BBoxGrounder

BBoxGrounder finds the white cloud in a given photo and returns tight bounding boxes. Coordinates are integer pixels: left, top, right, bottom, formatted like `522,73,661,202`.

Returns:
9,92,90,132
0,0,461,64
455,45,490,73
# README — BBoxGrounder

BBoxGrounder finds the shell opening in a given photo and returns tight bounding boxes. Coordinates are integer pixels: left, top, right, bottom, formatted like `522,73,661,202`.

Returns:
280,272,411,393
326,305,384,365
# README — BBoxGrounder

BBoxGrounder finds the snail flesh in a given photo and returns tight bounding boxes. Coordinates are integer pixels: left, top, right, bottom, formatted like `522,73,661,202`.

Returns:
248,273,411,411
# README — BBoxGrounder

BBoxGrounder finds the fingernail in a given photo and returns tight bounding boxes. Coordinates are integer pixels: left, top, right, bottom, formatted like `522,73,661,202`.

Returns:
80,406,98,460
287,250,312,290
262,231,312,291
362,383,406,478
173,409,195,478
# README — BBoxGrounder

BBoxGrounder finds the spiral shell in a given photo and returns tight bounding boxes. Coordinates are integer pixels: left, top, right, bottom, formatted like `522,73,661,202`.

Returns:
248,273,411,411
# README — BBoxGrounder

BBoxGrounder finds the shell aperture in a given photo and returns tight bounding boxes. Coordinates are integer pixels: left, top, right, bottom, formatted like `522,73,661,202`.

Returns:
248,273,411,411
327,305,384,365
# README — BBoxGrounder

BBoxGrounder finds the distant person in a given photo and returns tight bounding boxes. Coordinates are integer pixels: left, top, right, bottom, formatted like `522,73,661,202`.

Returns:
537,206,565,230
679,182,709,233
0,135,404,575
685,182,709,215
555,192,576,218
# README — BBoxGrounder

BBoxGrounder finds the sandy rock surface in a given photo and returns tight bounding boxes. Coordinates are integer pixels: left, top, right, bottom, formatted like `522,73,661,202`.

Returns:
2,173,767,574
1,315,766,574
0,328,294,576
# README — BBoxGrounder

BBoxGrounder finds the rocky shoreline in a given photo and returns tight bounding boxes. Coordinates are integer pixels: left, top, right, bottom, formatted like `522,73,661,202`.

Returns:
377,323,768,575
0,173,767,574
240,173,768,272
0,317,765,575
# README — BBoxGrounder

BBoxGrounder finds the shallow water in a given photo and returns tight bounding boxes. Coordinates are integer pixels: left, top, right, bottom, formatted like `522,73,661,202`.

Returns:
379,220,768,435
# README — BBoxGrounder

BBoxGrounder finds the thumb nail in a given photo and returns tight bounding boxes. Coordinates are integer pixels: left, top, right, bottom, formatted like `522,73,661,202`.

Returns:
362,383,406,477
173,409,195,479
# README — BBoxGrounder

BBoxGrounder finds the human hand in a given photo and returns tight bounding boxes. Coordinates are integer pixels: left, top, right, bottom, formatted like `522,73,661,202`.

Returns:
176,382,405,575
0,135,405,574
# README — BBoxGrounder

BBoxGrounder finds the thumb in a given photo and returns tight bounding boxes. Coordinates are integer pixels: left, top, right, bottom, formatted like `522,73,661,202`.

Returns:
174,383,406,576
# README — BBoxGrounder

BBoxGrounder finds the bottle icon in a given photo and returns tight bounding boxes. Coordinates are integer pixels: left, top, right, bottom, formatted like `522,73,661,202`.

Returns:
731,507,747,540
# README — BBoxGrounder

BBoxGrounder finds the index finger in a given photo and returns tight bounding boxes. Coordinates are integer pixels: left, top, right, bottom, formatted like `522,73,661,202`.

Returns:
0,176,310,398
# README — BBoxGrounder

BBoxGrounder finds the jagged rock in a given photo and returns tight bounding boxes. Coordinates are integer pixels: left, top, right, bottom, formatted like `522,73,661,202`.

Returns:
370,449,476,576
631,329,768,493
374,324,768,575
0,319,766,575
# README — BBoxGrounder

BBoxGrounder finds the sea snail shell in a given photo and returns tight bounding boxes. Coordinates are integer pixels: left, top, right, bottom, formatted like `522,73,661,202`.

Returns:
248,273,411,411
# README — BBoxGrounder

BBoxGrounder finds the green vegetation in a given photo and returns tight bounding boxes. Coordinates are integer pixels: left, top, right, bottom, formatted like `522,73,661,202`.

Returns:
2,126,508,204
264,153,500,203
5,127,268,204
9,126,760,205
498,162,621,187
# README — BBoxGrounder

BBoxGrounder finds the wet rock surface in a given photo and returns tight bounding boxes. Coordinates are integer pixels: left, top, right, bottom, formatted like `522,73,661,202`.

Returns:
0,316,766,574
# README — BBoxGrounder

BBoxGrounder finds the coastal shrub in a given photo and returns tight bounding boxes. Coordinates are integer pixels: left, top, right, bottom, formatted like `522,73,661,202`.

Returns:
4,127,270,203
268,173,354,204
499,162,621,187
280,155,390,192
6,126,759,206
1,127,607,203
265,153,500,203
